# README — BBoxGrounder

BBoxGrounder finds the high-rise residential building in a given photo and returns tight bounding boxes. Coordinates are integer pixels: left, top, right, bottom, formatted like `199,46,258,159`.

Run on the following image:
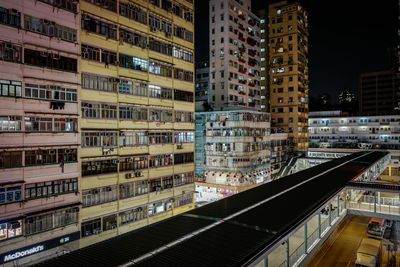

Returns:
78,0,195,249
268,1,309,151
208,0,261,110
359,70,400,115
0,0,80,265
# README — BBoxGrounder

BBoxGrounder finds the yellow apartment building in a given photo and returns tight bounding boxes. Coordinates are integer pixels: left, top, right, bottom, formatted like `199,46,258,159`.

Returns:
78,0,195,248
268,1,309,151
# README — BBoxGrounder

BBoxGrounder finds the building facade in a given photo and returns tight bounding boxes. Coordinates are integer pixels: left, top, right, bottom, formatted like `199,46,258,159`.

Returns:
268,1,309,151
78,0,195,249
195,60,209,111
208,0,261,110
359,69,400,115
308,111,400,176
0,0,80,265
195,110,285,203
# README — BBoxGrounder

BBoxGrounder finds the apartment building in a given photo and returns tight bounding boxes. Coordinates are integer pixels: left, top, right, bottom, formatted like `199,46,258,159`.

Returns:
208,0,261,110
0,0,80,265
308,111,400,176
268,1,309,151
195,110,273,202
78,0,195,249
359,69,400,115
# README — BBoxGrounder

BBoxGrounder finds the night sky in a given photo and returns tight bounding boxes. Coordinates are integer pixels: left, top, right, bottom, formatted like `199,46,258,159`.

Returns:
196,0,398,102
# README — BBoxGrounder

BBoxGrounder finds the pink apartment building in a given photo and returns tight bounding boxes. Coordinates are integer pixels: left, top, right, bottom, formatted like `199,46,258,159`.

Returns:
0,0,80,265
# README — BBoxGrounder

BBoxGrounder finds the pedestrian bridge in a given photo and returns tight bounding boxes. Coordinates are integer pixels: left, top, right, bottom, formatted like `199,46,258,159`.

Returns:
35,151,392,267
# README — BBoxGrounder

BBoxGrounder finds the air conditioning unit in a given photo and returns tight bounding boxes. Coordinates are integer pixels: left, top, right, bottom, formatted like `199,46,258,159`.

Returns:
165,32,172,38
126,173,134,179
150,26,157,32
177,144,183,149
135,171,143,177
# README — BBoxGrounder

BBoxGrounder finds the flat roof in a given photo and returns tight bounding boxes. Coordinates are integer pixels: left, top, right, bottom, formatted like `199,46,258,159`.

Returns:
35,151,388,267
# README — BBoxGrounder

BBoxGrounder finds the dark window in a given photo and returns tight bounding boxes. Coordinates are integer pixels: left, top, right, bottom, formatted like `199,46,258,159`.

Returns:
174,153,194,165
174,68,193,82
0,186,22,204
83,0,117,13
25,178,78,200
82,159,118,176
0,41,22,63
38,0,78,13
0,7,21,28
174,89,193,102
119,28,147,48
119,2,147,24
81,14,117,39
0,151,22,168
24,49,77,73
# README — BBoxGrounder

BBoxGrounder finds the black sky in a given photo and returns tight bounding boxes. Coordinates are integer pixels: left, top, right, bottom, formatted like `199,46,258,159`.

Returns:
196,0,398,102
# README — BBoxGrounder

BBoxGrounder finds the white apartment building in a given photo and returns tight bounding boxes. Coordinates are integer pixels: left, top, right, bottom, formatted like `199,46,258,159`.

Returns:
308,111,400,176
208,0,261,110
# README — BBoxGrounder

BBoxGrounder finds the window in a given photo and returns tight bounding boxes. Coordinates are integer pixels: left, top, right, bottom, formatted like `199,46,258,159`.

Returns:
174,68,193,82
148,132,172,144
173,46,193,62
24,49,77,73
0,186,22,204
174,131,194,143
82,185,117,207
0,220,22,241
81,14,117,39
173,26,193,43
149,109,173,122
174,153,194,165
119,79,148,96
119,54,148,71
0,7,21,28
103,214,117,231
119,205,147,225
25,207,79,235
81,218,101,237
119,2,147,24
175,193,193,207
0,151,22,168
148,85,172,99
82,131,118,147
174,172,194,187
24,15,77,42
24,117,52,132
24,83,77,102
119,106,148,121
119,28,147,48
38,0,78,13
0,41,22,63
25,178,78,200
149,154,173,168
83,0,117,12
82,102,117,119
148,38,172,56
175,111,193,123
81,73,117,92
149,60,173,77
148,199,172,216
0,116,21,131
119,156,148,172
25,148,77,166
82,159,118,176
0,79,22,97
174,90,193,102
119,131,148,147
